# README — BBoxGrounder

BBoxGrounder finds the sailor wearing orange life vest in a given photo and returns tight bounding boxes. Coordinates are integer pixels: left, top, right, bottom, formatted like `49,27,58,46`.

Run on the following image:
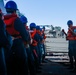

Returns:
20,15,36,75
39,28,45,63
36,26,43,64
62,20,76,72
42,26,46,62
29,23,40,73
4,1,29,75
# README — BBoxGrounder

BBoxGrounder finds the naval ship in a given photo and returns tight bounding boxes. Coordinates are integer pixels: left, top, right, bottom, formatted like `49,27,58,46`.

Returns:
0,0,76,75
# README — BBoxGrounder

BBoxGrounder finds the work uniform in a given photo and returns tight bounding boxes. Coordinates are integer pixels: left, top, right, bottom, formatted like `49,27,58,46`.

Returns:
36,28,43,64
0,9,12,75
67,26,76,68
41,29,46,62
4,13,29,75
0,18,10,75
24,24,36,75
30,28,40,72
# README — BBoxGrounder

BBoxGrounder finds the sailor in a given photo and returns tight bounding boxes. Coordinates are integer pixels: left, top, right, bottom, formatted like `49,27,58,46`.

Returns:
4,1,29,75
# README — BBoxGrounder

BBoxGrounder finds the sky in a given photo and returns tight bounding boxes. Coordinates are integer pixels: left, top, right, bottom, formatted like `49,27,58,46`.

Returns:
4,0,76,31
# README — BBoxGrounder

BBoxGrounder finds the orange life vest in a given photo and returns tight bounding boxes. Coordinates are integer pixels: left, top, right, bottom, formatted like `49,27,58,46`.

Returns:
67,26,76,40
4,13,21,38
30,30,38,46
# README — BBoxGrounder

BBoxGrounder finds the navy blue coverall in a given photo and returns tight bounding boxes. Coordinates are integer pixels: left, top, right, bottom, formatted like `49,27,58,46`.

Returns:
25,31,36,75
34,33,43,66
6,17,29,75
0,19,10,75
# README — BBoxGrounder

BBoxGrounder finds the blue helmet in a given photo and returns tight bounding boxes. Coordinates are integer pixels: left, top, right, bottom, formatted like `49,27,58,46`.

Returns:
36,26,40,30
40,28,42,31
30,23,36,29
20,15,28,24
67,20,73,25
5,1,18,10
43,26,45,30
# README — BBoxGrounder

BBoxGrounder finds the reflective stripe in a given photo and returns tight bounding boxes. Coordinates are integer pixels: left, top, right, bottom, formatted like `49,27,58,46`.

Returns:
67,37,76,40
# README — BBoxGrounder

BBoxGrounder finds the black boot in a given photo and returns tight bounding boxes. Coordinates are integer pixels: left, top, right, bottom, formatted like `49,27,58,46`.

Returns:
67,58,74,69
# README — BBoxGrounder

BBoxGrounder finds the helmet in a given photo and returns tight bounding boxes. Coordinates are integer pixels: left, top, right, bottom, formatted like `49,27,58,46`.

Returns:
20,15,28,24
40,28,42,31
36,26,40,30
43,26,45,30
5,1,18,10
67,20,73,25
30,23,36,29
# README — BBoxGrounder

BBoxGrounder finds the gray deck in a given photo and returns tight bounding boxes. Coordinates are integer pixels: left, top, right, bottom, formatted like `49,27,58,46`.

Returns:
37,59,76,75
37,38,76,75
